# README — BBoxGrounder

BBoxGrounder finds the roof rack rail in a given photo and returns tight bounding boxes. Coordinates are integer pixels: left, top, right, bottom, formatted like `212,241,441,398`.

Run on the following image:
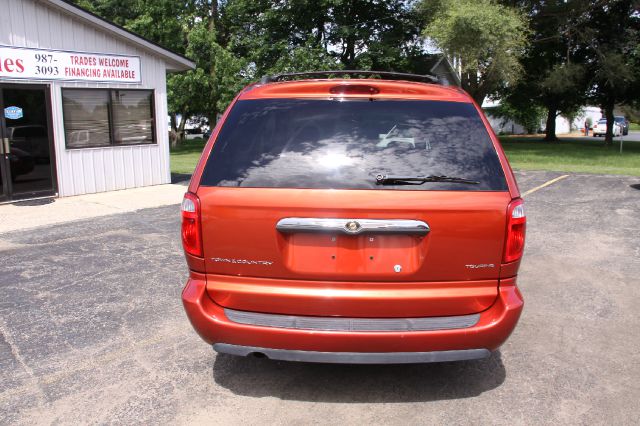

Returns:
259,70,439,85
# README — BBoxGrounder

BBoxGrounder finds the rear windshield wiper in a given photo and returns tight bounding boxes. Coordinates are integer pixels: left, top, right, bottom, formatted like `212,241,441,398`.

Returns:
375,174,479,185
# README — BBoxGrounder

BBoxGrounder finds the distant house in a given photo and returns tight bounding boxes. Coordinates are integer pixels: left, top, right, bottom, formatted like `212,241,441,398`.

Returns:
414,54,461,87
483,98,604,135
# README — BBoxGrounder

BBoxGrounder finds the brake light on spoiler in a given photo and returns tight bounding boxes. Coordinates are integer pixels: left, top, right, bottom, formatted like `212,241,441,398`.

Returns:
329,84,380,96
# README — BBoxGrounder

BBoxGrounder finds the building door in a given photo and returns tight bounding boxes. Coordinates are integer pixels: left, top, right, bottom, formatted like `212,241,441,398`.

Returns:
0,84,56,202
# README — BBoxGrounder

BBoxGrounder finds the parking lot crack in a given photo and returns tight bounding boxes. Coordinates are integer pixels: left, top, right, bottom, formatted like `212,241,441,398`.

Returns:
0,317,48,404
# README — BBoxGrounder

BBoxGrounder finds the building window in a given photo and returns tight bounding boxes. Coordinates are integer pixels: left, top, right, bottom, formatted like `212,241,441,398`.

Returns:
62,89,155,149
62,89,111,148
112,90,154,145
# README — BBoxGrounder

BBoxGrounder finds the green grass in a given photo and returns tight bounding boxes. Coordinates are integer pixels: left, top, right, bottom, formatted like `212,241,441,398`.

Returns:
169,135,640,177
500,135,640,176
630,122,640,131
170,138,207,174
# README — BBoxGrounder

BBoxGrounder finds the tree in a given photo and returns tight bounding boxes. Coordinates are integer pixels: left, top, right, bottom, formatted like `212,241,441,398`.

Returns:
538,62,587,140
418,0,529,105
74,0,195,53
182,20,248,130
222,0,427,75
619,105,640,124
71,0,533,140
167,69,208,146
268,41,342,74
503,0,640,142
579,0,640,145
500,0,590,141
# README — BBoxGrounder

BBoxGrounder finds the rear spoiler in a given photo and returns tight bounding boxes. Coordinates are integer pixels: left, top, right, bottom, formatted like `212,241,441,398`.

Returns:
260,70,441,85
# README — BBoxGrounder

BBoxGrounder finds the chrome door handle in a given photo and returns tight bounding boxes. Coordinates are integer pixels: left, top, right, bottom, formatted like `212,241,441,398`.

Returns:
276,218,430,236
2,138,8,155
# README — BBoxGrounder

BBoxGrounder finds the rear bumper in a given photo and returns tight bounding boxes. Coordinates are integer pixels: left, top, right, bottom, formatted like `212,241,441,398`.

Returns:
213,344,490,364
182,275,523,357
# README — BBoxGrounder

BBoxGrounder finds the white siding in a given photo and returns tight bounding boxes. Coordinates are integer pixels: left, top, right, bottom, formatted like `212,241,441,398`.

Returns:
485,112,527,135
0,0,173,196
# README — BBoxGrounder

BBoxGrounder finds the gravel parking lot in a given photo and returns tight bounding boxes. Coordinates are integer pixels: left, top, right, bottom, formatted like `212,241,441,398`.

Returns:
1,170,639,425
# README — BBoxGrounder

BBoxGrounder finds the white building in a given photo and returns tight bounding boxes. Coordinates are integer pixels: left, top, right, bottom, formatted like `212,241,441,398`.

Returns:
483,97,604,135
0,0,194,202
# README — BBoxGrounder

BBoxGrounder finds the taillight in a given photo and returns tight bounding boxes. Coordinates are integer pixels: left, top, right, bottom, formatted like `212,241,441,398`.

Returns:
504,198,526,263
181,192,202,257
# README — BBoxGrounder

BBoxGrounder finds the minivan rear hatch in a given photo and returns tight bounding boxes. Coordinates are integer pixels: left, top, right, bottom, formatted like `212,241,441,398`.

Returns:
197,97,510,316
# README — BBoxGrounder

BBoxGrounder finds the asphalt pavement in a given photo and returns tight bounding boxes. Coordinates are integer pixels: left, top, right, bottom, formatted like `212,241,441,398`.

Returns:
1,170,639,424
591,129,640,142
620,130,640,141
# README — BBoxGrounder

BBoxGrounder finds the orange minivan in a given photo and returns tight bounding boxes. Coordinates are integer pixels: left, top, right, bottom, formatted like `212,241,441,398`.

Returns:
182,71,525,364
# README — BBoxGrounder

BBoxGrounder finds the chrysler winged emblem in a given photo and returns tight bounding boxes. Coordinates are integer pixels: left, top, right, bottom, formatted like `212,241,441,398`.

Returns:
344,220,361,233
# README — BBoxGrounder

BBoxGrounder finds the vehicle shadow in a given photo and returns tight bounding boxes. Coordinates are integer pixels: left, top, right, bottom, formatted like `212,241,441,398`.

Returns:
212,351,505,403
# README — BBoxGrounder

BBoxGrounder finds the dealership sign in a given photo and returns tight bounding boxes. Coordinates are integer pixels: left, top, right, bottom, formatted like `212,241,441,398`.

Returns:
0,45,141,83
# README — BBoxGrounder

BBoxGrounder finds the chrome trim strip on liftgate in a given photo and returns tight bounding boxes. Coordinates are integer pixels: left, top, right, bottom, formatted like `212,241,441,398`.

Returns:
224,308,480,332
213,343,491,364
275,218,430,236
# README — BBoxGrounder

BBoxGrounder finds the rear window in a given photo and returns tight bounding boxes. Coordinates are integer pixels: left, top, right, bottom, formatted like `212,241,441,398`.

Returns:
200,99,507,191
